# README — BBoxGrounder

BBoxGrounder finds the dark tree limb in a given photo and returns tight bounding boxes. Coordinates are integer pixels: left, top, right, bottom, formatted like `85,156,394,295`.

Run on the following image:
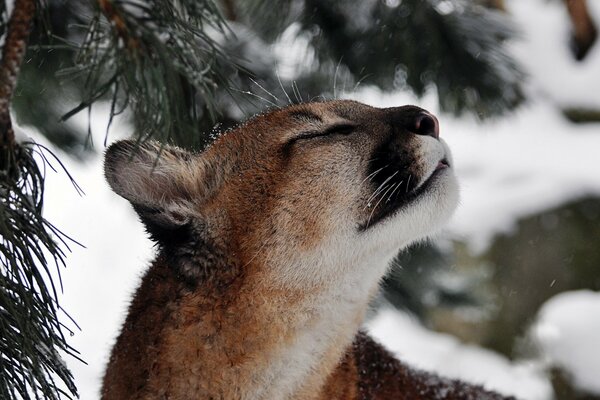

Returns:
222,0,237,21
480,0,505,11
0,0,35,178
0,0,35,152
563,0,597,60
98,0,139,51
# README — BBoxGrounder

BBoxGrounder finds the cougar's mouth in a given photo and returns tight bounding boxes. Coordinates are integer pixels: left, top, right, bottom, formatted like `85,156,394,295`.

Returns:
415,157,451,192
359,154,451,231
436,158,450,171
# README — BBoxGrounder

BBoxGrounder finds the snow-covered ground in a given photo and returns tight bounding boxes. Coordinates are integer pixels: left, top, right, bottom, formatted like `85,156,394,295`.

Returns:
367,309,553,400
530,290,600,395
23,0,600,398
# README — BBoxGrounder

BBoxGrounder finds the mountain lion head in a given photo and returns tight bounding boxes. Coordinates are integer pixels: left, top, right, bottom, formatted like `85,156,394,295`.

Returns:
105,100,458,287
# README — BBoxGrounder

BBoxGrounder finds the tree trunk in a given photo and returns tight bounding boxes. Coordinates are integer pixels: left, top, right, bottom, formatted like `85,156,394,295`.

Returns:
0,0,35,172
485,0,505,11
563,0,597,60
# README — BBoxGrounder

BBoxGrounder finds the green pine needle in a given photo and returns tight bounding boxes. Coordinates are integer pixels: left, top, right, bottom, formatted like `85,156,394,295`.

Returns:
0,142,83,400
63,0,239,150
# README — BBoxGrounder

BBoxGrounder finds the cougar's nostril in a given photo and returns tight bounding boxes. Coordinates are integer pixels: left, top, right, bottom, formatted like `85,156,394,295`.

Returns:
414,112,439,139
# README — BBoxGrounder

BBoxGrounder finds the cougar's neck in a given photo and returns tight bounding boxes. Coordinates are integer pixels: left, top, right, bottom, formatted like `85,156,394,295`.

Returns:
236,244,397,399
103,230,397,400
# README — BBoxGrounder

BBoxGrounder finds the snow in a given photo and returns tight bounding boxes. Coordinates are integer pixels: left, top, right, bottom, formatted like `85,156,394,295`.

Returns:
445,102,600,253
367,309,553,400
45,162,151,398
529,290,600,395
445,0,600,251
271,23,315,81
15,0,600,398
509,0,600,108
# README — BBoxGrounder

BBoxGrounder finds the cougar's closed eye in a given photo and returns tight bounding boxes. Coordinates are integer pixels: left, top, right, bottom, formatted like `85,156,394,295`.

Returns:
289,123,357,144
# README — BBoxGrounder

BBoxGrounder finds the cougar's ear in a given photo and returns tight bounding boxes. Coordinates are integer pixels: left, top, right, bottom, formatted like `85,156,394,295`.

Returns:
104,140,217,239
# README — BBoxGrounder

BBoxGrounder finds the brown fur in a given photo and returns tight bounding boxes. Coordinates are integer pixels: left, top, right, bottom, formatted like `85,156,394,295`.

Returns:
330,332,512,399
102,100,512,399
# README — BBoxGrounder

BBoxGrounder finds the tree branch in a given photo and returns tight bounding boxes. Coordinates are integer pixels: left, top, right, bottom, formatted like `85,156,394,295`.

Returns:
0,0,35,152
98,0,139,51
563,0,597,60
221,0,237,22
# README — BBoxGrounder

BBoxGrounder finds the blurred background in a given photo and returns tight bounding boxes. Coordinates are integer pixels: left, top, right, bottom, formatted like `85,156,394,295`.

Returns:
2,0,599,399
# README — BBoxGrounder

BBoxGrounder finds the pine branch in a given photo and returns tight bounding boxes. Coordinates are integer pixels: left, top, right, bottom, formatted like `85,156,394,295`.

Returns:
300,0,524,118
0,1,81,399
239,0,524,118
62,0,239,150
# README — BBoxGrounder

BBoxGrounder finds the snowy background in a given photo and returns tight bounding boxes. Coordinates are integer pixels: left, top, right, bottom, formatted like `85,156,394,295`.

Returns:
25,0,600,398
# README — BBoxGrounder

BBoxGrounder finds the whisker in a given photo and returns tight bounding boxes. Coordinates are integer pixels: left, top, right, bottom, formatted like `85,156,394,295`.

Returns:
364,183,389,211
386,180,404,203
333,57,343,99
375,184,396,208
367,183,396,227
368,170,399,201
276,69,293,104
395,180,406,201
353,73,371,92
405,174,412,193
292,80,303,103
361,166,386,185
230,88,278,108
249,77,279,103
341,69,349,97
364,170,399,210
365,185,385,209
366,181,388,207
242,240,269,268
310,94,327,102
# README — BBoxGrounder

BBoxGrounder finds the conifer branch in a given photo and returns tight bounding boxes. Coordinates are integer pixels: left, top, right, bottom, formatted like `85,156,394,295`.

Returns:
0,1,81,399
65,0,237,150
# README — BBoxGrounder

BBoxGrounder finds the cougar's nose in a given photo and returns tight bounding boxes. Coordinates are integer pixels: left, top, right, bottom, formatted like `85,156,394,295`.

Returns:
413,112,439,139
388,106,440,140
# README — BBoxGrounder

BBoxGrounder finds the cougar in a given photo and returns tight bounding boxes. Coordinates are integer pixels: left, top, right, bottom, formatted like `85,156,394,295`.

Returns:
102,100,511,399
